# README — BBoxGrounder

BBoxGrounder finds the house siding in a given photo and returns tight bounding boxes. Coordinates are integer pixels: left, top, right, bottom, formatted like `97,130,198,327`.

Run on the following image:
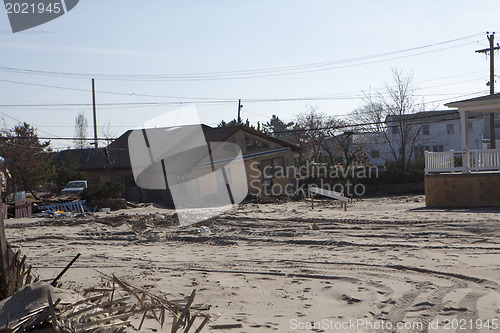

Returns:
82,126,298,204
357,111,485,166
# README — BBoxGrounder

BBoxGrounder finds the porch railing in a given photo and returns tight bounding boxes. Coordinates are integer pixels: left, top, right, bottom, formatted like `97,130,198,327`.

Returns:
425,149,500,174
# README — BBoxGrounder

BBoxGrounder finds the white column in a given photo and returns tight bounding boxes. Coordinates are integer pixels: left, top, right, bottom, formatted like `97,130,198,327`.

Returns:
460,110,469,172
460,110,468,152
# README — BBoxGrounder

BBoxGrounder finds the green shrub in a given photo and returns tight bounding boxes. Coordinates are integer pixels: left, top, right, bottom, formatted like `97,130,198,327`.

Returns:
81,180,124,201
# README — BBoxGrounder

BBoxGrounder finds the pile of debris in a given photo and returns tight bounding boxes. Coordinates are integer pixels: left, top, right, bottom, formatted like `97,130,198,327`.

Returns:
0,200,217,332
0,275,209,332
0,240,210,332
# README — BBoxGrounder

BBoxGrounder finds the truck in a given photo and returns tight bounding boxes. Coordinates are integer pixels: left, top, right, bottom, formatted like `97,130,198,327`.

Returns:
61,180,87,196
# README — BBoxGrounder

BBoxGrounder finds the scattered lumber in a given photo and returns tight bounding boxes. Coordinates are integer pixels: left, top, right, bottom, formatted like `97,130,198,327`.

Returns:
1,274,211,332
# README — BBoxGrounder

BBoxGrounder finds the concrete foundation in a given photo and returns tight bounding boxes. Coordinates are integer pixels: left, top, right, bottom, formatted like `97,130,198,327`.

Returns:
425,172,500,207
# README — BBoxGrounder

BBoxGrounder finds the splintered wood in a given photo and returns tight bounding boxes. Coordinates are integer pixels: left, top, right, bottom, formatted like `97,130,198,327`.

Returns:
3,275,210,332
59,275,209,332
3,247,39,299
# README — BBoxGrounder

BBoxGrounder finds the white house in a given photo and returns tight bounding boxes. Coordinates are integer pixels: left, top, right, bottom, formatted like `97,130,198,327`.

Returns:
424,94,500,207
356,109,487,167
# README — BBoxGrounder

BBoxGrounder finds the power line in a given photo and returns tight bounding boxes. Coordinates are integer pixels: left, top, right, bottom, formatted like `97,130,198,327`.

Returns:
0,78,238,100
11,109,484,141
0,110,64,139
0,88,486,110
0,33,483,81
271,108,488,135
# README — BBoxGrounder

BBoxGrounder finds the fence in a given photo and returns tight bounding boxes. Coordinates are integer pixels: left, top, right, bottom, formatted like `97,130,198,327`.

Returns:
425,149,500,174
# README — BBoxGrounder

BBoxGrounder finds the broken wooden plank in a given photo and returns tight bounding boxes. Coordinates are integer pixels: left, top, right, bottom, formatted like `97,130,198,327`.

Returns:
78,307,155,328
209,323,243,330
112,275,143,305
183,313,198,333
66,296,130,318
171,305,179,333
160,306,165,329
172,289,196,332
137,309,148,331
83,287,114,294
193,315,210,333
51,253,81,287
59,293,108,314
82,304,128,319
47,292,60,333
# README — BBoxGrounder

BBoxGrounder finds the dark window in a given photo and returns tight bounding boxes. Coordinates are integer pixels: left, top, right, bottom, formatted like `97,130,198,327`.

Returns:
370,150,380,158
447,123,454,135
423,125,430,135
432,145,443,152
414,146,425,159
391,126,398,135
261,157,285,179
245,135,270,153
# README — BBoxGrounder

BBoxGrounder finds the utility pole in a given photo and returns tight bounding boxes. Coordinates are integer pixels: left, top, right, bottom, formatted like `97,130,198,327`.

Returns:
237,99,242,125
0,195,9,298
476,32,500,149
92,78,98,150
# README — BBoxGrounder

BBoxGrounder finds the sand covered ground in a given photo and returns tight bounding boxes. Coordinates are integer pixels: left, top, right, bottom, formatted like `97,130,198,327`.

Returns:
4,194,500,332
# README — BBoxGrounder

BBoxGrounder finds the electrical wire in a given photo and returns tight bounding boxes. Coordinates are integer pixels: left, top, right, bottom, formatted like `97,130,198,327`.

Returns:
0,33,483,81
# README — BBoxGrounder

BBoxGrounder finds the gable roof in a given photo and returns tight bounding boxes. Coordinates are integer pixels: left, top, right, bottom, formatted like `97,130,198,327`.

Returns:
54,148,99,167
80,125,299,171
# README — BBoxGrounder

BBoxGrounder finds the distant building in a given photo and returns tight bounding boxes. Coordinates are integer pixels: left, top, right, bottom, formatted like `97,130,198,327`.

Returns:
355,109,487,167
80,125,299,204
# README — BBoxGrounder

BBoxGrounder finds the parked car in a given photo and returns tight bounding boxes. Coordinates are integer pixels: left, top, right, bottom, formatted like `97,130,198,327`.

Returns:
61,180,87,196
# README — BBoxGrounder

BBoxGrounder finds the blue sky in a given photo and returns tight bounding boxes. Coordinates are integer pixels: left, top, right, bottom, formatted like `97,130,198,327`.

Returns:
0,0,499,149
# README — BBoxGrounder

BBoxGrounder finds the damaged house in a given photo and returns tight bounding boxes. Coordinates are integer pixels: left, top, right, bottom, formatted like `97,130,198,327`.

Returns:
80,125,299,205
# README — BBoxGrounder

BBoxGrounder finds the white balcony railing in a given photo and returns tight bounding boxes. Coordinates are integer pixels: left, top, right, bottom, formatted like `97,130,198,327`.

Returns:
425,149,500,174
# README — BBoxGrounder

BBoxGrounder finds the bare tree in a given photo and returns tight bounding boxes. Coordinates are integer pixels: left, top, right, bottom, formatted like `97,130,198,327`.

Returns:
74,112,89,149
295,106,348,165
98,120,119,147
350,68,427,170
328,130,367,169
98,121,120,180
349,96,386,132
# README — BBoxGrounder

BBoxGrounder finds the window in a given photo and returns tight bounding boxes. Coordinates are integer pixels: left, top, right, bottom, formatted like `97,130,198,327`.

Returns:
261,157,285,190
261,157,285,179
370,150,380,159
423,125,430,135
424,145,430,152
468,122,473,132
414,146,425,159
447,123,454,135
432,145,443,152
245,135,270,153
391,126,398,134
